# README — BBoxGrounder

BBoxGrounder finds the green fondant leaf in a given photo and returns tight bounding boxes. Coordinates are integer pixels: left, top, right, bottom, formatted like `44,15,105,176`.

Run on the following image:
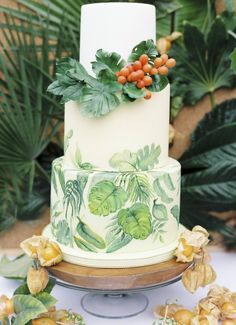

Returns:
0,254,32,280
92,49,125,80
88,180,127,216
118,203,152,240
171,205,180,222
148,74,169,92
35,292,57,309
13,295,47,325
123,83,145,99
136,144,161,171
80,80,122,118
77,221,106,249
109,150,138,171
128,39,158,62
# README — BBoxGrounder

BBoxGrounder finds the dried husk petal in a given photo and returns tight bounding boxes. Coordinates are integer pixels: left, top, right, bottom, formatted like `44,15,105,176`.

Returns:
207,285,232,305
0,295,14,316
182,267,203,293
194,263,216,287
37,241,62,267
20,236,49,258
174,239,195,262
194,298,221,319
181,227,209,249
153,303,183,318
221,302,236,319
190,315,218,325
27,267,49,295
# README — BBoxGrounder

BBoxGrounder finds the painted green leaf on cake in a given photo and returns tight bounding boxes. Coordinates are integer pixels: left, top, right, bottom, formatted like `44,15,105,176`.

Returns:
76,221,106,249
80,80,122,118
128,39,158,62
106,233,132,253
51,168,58,195
162,174,175,191
136,144,161,171
74,147,95,170
153,178,173,204
88,180,127,216
123,83,145,99
64,178,88,218
109,150,138,171
171,205,180,222
74,237,97,252
118,203,152,240
54,161,66,195
92,49,126,80
152,202,168,220
54,220,71,246
64,129,73,153
13,295,47,325
125,173,154,204
148,74,169,92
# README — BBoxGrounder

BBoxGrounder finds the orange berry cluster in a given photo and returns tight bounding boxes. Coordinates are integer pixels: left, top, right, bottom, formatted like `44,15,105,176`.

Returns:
116,53,176,100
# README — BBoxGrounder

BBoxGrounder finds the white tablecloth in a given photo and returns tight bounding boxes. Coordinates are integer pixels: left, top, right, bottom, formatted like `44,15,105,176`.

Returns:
1,252,236,325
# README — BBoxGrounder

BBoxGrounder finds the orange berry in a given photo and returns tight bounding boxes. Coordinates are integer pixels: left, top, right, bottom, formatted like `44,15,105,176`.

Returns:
127,65,134,73
139,54,149,65
144,89,152,100
165,58,176,68
150,67,158,75
142,64,152,74
130,71,139,81
117,75,127,84
127,74,133,82
136,69,145,80
158,66,169,75
161,53,169,64
116,71,121,77
136,80,145,89
120,67,129,77
154,57,163,68
143,75,152,86
133,60,142,71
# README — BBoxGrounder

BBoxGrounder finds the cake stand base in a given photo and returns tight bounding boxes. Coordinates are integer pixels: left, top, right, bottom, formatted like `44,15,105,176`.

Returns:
81,293,148,319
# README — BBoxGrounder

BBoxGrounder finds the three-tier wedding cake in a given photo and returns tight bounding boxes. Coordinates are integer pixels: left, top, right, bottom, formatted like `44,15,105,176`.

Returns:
45,2,181,268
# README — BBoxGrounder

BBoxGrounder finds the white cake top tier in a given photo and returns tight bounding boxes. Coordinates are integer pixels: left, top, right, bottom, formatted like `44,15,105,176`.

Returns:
80,3,156,72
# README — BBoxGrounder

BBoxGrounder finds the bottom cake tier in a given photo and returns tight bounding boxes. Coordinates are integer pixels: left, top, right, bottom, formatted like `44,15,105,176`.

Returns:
48,157,181,267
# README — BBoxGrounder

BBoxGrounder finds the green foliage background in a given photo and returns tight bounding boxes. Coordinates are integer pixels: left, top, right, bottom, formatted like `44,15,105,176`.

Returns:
0,0,236,246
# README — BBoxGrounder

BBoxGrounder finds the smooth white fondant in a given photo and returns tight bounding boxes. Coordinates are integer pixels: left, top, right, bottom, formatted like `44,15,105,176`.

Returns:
43,224,185,268
80,3,156,73
65,84,170,170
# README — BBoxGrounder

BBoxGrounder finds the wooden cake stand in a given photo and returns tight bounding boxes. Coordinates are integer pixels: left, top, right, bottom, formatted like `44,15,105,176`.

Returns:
48,258,191,319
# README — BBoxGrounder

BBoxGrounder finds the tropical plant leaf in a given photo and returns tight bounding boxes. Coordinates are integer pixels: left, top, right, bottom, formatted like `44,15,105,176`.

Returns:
126,173,154,204
13,295,47,325
53,220,71,246
192,99,236,142
88,180,127,216
73,147,95,170
230,48,236,74
136,144,161,171
180,122,236,169
64,179,85,218
123,83,145,99
181,162,236,211
79,80,122,118
92,49,125,80
109,150,138,171
148,75,169,92
0,255,32,280
128,39,158,62
118,203,152,240
153,178,173,204
35,292,57,309
77,221,106,249
106,233,132,253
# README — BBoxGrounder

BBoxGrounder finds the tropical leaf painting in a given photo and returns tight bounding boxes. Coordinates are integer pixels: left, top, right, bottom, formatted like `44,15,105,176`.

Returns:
88,180,127,216
52,220,71,246
64,178,88,218
171,205,180,222
136,144,161,171
76,221,106,249
64,129,73,153
53,160,66,195
153,176,174,204
152,201,168,242
118,203,152,240
126,173,154,204
106,233,132,253
109,150,138,171
74,147,95,170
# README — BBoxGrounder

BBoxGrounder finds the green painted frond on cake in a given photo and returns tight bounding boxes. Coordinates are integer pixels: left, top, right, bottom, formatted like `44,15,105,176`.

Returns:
171,205,180,222
106,233,132,253
52,220,71,246
88,180,127,216
74,237,97,253
74,147,95,170
109,150,138,171
136,144,161,171
64,179,87,218
79,80,122,118
153,177,174,204
162,174,176,191
64,129,73,153
128,39,158,62
118,203,152,240
92,49,126,80
76,221,106,249
152,202,168,242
